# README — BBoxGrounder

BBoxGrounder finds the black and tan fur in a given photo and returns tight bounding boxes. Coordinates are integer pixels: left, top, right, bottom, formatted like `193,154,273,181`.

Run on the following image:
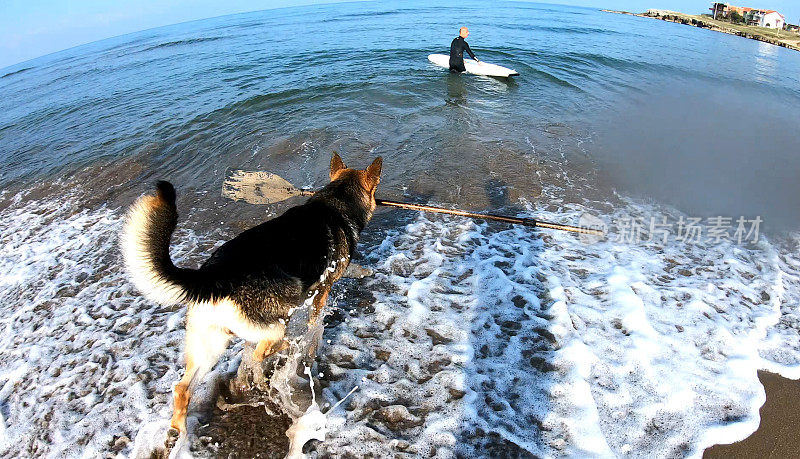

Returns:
121,153,382,433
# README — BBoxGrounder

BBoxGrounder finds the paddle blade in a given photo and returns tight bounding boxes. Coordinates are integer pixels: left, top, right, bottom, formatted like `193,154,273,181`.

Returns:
221,169,310,204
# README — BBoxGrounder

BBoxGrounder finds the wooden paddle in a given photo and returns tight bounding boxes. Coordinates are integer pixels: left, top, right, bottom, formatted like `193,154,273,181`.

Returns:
221,169,604,236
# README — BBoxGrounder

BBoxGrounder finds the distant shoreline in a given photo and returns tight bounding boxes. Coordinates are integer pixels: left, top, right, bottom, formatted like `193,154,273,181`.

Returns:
602,9,800,52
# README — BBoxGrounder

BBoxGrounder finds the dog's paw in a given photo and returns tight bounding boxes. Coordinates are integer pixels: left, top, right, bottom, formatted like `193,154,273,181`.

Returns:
164,427,180,451
253,339,289,362
252,344,274,362
343,263,374,279
274,340,290,353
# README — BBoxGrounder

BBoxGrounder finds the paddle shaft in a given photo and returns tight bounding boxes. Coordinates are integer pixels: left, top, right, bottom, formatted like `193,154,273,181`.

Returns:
375,199,600,235
220,170,601,236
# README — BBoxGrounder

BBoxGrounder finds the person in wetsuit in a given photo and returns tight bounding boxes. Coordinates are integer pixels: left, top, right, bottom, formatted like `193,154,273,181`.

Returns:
449,27,479,73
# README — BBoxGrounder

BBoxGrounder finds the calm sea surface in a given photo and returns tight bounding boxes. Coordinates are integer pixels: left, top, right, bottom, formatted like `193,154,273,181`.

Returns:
1,0,799,230
1,1,800,457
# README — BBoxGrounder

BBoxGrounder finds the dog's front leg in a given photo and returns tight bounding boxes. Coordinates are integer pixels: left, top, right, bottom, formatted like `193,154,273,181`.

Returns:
252,323,288,362
305,287,331,358
309,287,330,326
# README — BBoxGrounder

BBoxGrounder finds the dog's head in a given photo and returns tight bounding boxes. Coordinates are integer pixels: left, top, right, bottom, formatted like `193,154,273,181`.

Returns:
329,152,382,212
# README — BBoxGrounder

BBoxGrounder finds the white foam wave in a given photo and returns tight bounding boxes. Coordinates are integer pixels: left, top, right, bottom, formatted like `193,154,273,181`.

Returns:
316,199,800,458
0,194,228,457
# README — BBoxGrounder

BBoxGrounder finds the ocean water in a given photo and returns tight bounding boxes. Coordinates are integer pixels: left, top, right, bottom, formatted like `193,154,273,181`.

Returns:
1,1,800,457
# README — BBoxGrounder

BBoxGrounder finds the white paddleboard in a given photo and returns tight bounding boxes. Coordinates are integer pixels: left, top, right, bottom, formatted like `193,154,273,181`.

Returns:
427,53,519,77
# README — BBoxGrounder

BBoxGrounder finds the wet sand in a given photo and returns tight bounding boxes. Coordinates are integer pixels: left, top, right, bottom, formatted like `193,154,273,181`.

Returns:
704,371,800,458
190,404,291,458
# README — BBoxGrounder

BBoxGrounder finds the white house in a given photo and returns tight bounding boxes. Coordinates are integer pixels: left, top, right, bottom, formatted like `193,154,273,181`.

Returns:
746,9,785,29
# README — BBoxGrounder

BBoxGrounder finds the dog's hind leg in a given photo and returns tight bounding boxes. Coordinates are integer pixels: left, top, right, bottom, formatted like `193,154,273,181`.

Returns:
170,307,231,434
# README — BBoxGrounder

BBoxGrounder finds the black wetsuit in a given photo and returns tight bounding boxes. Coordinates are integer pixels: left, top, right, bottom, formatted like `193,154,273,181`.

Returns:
449,36,477,72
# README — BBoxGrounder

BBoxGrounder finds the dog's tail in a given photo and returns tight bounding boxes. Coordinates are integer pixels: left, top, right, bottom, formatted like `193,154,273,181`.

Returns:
121,181,197,305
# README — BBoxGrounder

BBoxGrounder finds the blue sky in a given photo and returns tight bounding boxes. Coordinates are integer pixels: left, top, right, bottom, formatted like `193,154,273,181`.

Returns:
2,0,799,69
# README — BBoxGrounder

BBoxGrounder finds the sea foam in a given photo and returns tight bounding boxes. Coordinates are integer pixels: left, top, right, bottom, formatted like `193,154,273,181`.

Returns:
0,189,797,457
0,191,231,457
315,198,800,458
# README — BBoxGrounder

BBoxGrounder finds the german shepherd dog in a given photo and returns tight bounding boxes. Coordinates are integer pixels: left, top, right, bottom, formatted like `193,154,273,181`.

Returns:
121,153,382,434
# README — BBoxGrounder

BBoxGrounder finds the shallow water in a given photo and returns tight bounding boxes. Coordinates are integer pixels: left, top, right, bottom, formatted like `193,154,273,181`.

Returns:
1,1,799,457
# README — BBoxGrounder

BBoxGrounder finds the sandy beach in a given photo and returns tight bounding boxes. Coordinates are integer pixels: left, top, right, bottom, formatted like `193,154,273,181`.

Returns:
705,371,800,458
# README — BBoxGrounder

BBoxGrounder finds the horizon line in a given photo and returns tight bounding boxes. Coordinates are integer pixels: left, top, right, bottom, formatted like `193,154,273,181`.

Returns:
0,0,611,72
1,0,373,72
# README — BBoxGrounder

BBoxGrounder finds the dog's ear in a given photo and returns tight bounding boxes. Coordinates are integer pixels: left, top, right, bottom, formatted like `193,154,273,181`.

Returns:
365,156,382,189
330,152,346,180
